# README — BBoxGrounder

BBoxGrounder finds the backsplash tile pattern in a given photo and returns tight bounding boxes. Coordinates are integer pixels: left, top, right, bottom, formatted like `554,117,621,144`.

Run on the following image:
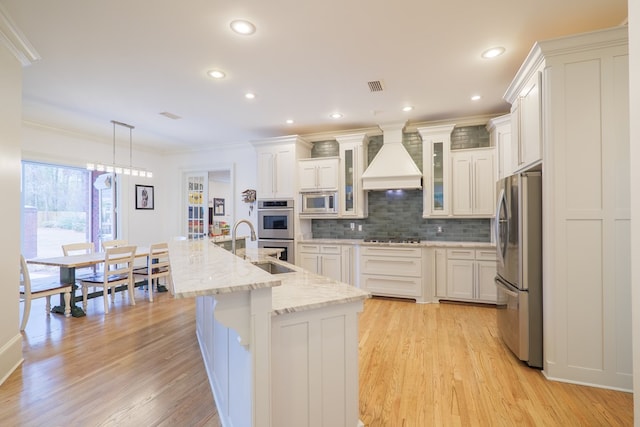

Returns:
307,127,492,242
311,190,491,242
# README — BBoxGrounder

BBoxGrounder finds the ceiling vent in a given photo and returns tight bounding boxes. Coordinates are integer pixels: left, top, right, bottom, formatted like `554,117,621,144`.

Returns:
367,80,384,92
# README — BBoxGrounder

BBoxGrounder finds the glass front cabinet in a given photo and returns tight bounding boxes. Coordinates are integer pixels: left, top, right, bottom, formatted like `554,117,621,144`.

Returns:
186,172,208,239
336,133,369,218
417,124,455,217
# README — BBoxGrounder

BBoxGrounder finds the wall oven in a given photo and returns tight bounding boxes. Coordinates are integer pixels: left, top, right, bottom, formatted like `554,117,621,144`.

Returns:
257,199,295,263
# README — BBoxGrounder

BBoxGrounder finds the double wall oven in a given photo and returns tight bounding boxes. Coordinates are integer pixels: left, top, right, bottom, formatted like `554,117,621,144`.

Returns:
257,199,295,264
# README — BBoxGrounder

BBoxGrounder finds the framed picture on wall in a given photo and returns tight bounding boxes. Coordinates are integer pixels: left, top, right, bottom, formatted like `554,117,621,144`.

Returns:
214,198,225,216
136,185,154,210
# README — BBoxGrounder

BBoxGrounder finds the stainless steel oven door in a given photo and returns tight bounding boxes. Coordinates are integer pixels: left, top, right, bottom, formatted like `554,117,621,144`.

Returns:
257,208,294,240
496,276,529,362
258,239,294,264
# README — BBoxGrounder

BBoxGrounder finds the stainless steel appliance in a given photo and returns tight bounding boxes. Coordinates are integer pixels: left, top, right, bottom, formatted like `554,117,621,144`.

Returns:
495,171,543,368
300,191,338,216
257,199,295,263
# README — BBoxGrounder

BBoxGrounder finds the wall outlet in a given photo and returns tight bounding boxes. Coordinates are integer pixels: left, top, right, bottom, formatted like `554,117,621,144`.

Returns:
350,222,355,231
358,224,363,232
436,226,443,233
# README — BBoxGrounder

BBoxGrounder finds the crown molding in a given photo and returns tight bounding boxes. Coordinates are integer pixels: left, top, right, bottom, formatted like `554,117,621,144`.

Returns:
0,4,40,66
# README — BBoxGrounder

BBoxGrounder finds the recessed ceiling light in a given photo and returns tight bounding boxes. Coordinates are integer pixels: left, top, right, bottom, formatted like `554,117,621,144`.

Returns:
207,69,226,79
481,47,505,59
245,92,256,99
402,106,413,112
471,95,482,101
230,20,256,35
330,112,343,119
286,119,294,124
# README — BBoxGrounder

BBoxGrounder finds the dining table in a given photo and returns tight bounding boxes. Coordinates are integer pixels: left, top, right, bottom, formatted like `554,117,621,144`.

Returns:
26,246,150,317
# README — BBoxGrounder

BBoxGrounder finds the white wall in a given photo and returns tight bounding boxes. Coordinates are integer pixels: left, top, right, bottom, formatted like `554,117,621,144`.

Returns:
0,42,25,385
629,0,640,423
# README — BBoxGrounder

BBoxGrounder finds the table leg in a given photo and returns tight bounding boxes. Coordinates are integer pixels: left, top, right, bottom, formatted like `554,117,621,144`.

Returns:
51,266,86,318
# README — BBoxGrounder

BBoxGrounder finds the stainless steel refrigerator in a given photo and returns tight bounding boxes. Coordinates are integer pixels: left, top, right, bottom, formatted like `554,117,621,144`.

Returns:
495,171,543,368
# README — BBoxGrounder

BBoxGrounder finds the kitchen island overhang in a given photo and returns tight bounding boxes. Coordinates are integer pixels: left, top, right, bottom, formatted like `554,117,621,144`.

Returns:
169,239,370,427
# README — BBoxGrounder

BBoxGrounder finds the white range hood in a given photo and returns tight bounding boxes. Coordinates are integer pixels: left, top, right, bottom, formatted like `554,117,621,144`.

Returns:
361,123,422,191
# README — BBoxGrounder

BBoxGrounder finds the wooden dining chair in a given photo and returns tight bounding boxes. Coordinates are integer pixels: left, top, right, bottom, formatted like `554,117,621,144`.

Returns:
133,242,173,302
20,254,73,331
101,239,128,251
79,245,137,314
62,242,97,278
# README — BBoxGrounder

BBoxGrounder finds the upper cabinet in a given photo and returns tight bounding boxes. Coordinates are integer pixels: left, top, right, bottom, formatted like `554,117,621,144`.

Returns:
417,124,455,217
487,115,513,180
509,66,543,172
298,157,339,192
336,133,369,218
450,148,495,217
252,136,312,200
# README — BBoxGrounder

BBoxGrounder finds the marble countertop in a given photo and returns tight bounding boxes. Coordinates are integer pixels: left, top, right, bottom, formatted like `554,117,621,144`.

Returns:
169,239,370,316
297,238,495,248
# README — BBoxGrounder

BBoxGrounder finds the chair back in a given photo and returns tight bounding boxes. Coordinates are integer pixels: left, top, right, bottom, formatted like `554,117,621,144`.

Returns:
19,254,32,297
101,239,128,251
103,245,137,281
62,242,95,256
148,243,171,271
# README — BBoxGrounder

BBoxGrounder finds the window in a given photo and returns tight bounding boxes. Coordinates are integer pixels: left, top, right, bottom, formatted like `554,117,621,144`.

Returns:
21,161,117,263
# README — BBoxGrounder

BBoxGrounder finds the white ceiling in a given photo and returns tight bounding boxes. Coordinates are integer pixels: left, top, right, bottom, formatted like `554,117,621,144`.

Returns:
1,0,628,152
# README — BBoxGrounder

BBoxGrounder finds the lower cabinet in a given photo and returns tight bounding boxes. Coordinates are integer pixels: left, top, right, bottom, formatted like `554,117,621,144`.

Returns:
298,243,353,285
360,246,424,302
436,247,496,304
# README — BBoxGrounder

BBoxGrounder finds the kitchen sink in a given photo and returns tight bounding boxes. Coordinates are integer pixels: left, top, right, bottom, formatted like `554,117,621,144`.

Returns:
252,260,295,275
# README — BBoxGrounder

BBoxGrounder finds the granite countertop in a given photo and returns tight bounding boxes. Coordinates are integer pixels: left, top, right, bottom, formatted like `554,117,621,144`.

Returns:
297,237,495,249
169,239,370,316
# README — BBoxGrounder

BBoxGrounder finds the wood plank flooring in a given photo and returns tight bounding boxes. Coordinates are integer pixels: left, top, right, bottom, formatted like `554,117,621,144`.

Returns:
0,291,633,426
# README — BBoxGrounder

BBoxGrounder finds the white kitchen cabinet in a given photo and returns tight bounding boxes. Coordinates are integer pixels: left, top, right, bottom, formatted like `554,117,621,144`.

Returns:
511,69,542,172
417,124,455,217
450,148,495,217
252,136,312,200
360,245,424,301
298,243,352,284
504,26,630,389
336,133,369,218
487,115,513,180
298,157,339,192
437,247,496,304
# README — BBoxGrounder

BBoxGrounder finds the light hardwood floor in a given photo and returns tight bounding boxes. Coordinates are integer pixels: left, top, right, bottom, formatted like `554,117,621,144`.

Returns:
0,292,633,426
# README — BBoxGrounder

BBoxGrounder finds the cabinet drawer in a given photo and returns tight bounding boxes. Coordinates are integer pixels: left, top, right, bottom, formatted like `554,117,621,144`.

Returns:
475,249,496,261
298,244,320,253
360,246,421,258
360,256,422,277
361,274,422,298
446,248,475,260
320,245,341,255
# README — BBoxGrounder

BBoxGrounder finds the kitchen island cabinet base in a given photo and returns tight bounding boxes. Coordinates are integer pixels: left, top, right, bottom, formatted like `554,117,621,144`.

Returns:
196,294,365,427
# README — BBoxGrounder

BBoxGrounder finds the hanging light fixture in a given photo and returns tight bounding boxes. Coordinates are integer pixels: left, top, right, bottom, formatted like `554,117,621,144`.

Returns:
87,120,152,178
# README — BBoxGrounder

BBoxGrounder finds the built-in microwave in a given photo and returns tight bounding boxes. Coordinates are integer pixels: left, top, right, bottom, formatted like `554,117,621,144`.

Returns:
300,192,338,215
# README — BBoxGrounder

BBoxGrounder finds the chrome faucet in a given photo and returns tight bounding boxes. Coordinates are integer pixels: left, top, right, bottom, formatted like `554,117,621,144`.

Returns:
231,219,257,255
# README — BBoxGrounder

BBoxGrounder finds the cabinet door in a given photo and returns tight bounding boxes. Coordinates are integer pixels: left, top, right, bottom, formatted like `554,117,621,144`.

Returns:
298,253,320,274
298,162,319,191
257,150,276,199
321,254,342,282
316,160,338,190
476,260,497,302
434,248,447,298
274,147,295,198
451,153,473,215
519,71,542,168
447,259,474,299
472,151,495,215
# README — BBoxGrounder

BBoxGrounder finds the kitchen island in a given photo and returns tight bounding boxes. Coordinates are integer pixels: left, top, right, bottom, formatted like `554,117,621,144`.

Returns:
169,239,370,427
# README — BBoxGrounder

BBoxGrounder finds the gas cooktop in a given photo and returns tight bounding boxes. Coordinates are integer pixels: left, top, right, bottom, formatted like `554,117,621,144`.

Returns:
363,237,421,244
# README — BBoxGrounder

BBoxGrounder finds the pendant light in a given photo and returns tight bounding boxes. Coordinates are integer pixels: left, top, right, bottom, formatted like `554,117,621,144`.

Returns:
86,120,152,178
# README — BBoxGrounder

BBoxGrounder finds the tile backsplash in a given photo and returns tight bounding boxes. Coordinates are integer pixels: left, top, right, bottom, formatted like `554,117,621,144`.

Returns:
308,127,493,243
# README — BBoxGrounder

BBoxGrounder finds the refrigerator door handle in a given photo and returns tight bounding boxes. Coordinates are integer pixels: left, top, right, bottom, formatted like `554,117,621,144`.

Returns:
495,188,509,266
495,277,519,298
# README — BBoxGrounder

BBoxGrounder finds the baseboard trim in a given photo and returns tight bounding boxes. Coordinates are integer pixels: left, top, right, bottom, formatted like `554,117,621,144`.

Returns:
0,333,23,386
